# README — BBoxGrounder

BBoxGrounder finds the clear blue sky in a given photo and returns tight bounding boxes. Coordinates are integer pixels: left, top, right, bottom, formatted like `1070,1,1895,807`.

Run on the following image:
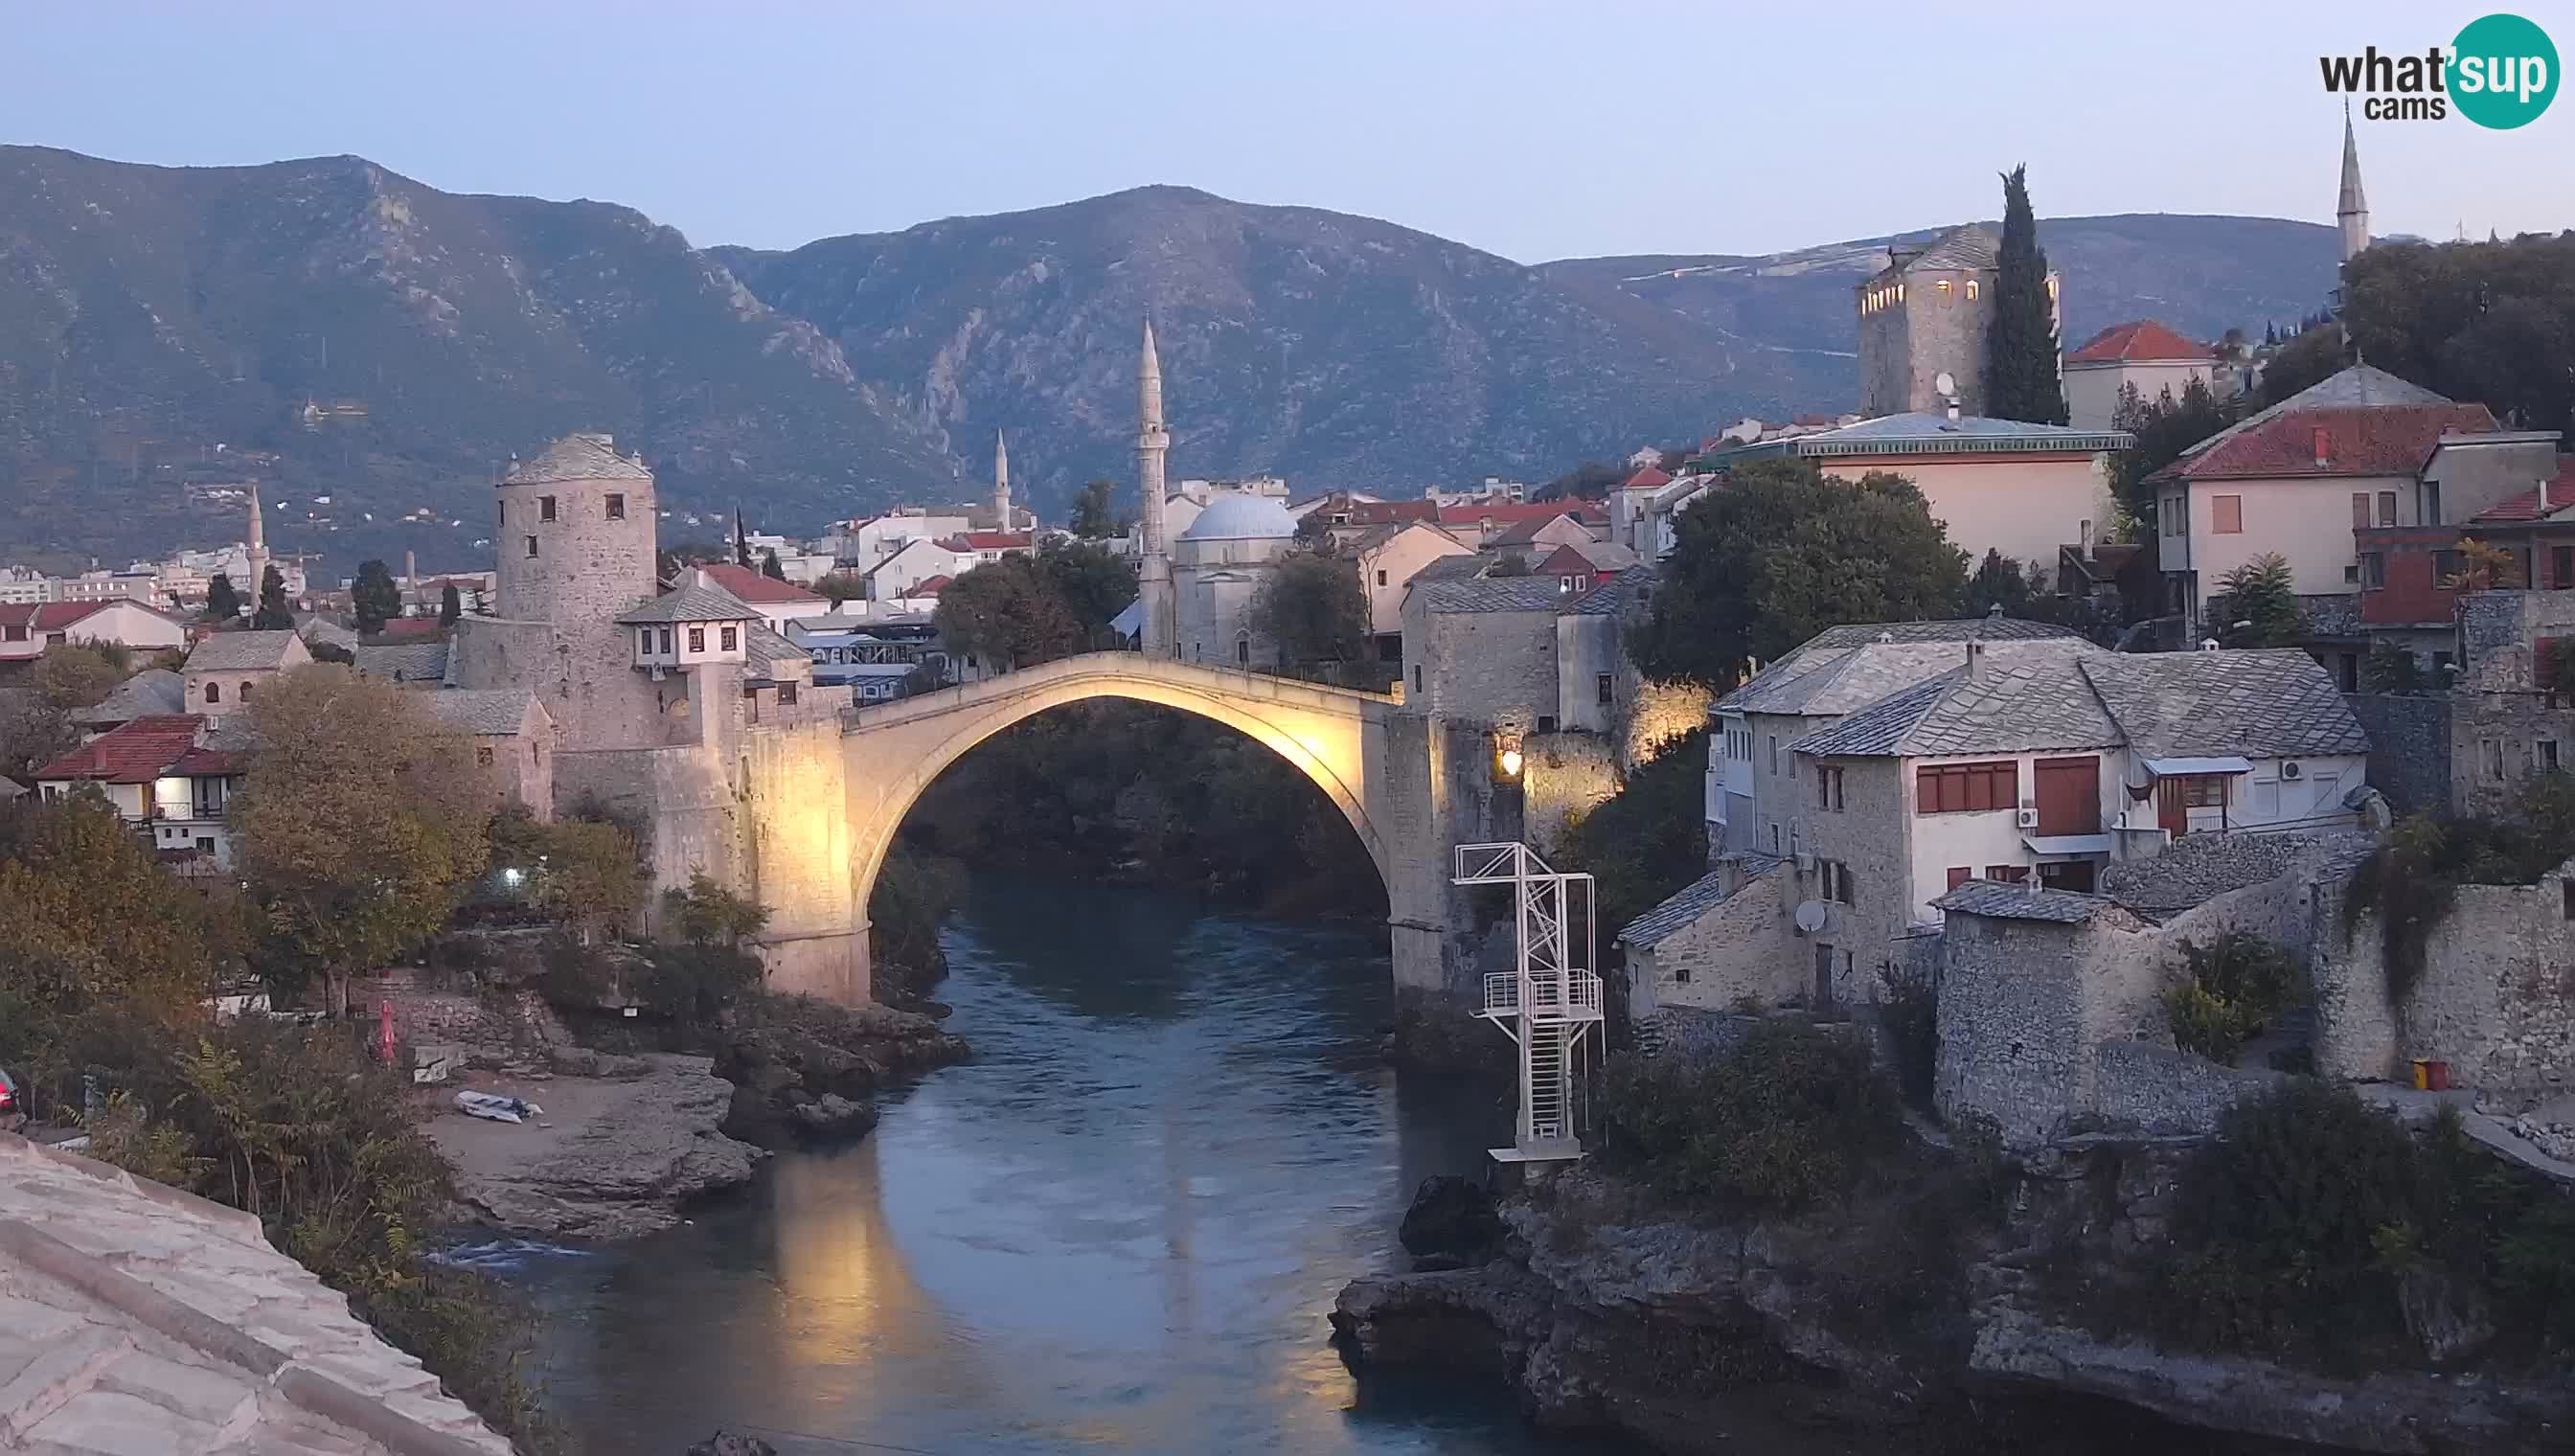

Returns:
5,2,2567,261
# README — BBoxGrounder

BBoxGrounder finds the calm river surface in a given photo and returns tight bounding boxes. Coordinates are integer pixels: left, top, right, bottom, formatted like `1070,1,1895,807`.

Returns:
501,876,1637,1456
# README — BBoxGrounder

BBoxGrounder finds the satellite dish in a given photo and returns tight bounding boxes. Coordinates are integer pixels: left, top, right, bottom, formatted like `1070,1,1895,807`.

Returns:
1792,901,1830,934
1934,370,1957,398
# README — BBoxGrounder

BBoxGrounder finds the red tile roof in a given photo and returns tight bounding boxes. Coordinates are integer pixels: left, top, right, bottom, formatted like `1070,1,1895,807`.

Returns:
32,715,212,785
1621,466,1674,491
910,575,952,596
1341,500,1440,527
1536,544,1599,577
695,561,824,603
374,616,446,640
2066,320,2212,365
2161,404,2498,483
2466,456,2575,523
0,601,111,634
1436,502,1601,528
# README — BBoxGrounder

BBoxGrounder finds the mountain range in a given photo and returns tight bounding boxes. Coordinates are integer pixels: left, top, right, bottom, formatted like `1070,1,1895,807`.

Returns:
0,145,2347,572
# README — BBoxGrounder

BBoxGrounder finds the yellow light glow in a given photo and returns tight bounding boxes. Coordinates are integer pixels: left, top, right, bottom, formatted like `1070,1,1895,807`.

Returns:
1499,748,1524,777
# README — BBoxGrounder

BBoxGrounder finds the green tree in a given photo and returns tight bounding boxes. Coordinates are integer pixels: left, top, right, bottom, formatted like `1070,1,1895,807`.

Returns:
1963,548,2039,617
1249,551,1368,672
1629,461,1968,691
252,563,294,630
1037,538,1138,634
438,582,462,626
816,572,867,605
1532,460,1628,502
204,571,240,622
2332,233,2575,432
932,555,1085,670
761,547,786,581
1068,479,1127,538
232,666,491,1016
488,809,648,944
2204,553,2307,647
1986,164,2068,425
34,640,129,711
2110,375,2236,523
352,558,402,634
2258,322,2347,406
732,509,751,568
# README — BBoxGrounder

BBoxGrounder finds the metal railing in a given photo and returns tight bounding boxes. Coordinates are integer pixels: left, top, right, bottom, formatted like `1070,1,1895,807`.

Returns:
1481,969,1604,1019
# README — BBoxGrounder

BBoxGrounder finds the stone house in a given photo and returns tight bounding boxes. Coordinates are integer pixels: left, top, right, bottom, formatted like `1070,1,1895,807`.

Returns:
2341,430,2565,663
2148,365,2494,637
422,689,557,820
180,629,312,717
67,668,183,738
1353,520,1474,648
32,713,247,866
1854,225,2050,420
2348,588,2575,818
1697,412,2131,575
2062,320,2220,432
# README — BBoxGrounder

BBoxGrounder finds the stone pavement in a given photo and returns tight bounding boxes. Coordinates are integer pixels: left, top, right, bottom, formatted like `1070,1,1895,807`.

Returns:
0,1133,513,1455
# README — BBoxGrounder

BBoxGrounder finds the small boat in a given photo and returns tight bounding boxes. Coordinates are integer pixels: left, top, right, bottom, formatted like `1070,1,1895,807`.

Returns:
454,1091,544,1125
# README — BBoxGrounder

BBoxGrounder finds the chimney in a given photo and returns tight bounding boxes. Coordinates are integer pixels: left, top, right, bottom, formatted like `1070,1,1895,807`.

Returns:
2541,475,2551,516
2079,518,2095,557
1966,641,1986,678
1947,398,1962,423
2313,426,2332,468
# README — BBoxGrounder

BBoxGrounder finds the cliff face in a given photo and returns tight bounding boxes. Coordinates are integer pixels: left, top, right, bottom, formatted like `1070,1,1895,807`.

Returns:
1333,1150,2575,1455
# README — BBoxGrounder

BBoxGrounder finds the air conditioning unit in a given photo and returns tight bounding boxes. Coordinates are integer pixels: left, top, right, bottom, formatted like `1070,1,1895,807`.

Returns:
2281,761,2303,780
1792,851,1815,874
2016,807,2040,829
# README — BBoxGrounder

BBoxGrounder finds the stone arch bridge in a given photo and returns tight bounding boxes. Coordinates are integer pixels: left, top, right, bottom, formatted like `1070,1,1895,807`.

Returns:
741,653,1499,1014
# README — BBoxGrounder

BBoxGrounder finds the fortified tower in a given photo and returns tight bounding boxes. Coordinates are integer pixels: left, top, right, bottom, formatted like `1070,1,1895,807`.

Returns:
1136,319,1175,656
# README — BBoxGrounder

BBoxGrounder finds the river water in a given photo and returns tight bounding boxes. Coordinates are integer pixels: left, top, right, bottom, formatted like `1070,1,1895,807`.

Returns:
502,876,1635,1456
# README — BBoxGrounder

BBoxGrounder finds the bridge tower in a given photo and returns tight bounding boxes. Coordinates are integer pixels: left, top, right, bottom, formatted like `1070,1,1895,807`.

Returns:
1137,318,1175,657
1454,842,1603,1163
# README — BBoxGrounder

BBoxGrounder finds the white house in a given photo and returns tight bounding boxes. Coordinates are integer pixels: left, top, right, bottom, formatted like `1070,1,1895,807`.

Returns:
33,714,248,867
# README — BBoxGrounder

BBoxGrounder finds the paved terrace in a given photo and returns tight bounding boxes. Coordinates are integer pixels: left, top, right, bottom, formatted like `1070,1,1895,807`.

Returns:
0,1133,512,1455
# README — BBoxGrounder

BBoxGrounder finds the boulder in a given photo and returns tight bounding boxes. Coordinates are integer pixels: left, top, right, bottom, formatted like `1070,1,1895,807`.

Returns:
683,1433,777,1456
1399,1174,1504,1265
790,1093,878,1138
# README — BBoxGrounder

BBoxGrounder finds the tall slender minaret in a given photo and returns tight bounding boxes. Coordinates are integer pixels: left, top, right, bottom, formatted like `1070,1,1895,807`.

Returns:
243,482,270,607
1136,318,1174,657
2337,103,2371,265
992,431,1011,532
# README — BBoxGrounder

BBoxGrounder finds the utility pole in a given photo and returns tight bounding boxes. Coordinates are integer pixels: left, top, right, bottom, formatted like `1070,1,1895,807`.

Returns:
1452,842,1603,1164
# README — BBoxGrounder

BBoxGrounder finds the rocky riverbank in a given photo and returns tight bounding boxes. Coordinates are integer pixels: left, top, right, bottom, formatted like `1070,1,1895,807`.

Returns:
712,994,971,1148
1333,1152,2575,1456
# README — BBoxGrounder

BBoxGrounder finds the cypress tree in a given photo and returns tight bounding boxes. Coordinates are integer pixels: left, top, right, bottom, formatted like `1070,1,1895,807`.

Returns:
252,564,294,630
439,582,463,626
352,558,402,634
204,572,240,622
1985,164,2067,425
761,548,786,581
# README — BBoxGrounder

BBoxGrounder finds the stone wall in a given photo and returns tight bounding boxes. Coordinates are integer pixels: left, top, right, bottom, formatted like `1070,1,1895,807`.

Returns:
2345,693,2450,813
2092,1040,2284,1136
1633,867,1798,1013
551,744,740,928
1618,679,1711,769
2448,691,2575,820
1800,755,1914,1002
1403,601,1558,735
741,717,865,1003
1935,909,2159,1148
2314,867,2575,1092
1519,732,1619,857
360,967,573,1052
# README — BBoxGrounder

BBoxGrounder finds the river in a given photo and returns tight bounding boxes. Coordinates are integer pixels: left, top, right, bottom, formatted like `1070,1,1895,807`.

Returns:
499,876,1634,1456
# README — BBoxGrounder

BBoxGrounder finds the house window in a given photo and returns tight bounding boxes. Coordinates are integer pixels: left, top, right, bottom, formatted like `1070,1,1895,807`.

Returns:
720,626,737,650
2351,492,2371,530
2542,740,2562,773
2180,776,2228,808
688,626,706,652
2361,553,2386,589
497,500,505,523
1376,569,1388,587
2378,491,2398,528
538,495,558,522
639,629,653,654
239,682,253,700
1596,672,1614,706
2424,482,2444,525
1767,735,1780,774
1818,859,1855,905
2485,739,2507,781
2556,547,2574,589
1772,824,1782,853
204,681,220,704
1936,279,1951,299
2210,495,2243,535
1983,864,2025,884
1965,280,1979,301
1815,765,1844,810
1537,715,1558,735
659,627,673,653
1946,866,1971,890
525,535,538,557
194,836,214,853
476,746,494,767
1413,666,1423,693
605,493,625,521
1916,760,2018,813
779,683,799,706
2432,549,2462,582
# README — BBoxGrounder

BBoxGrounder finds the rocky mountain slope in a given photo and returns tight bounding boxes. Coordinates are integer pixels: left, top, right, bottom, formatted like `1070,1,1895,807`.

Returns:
0,146,2343,569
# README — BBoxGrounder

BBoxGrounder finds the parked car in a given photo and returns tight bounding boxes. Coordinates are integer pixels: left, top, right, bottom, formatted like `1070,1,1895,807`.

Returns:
0,1066,25,1134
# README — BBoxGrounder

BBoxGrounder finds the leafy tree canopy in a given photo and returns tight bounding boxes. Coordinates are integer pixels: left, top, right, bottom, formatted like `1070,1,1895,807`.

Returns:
933,555,1085,669
2204,553,2308,647
2110,375,2237,523
1037,538,1138,634
352,558,402,634
1068,479,1128,539
1629,461,1969,691
2335,233,2575,433
1250,551,1369,671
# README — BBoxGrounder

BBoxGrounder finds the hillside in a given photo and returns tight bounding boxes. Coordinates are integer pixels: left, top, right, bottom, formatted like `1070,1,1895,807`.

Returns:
0,147,2346,571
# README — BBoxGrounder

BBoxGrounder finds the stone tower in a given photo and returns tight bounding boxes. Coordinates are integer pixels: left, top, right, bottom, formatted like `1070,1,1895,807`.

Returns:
243,481,269,604
1136,318,1175,657
2337,105,2371,265
992,430,1010,532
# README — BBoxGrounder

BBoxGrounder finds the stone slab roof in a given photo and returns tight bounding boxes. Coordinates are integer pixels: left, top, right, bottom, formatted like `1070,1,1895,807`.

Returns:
353,643,452,685
2099,830,2376,919
2081,648,2368,760
1933,880,2125,923
1562,570,1653,617
421,689,540,737
742,623,806,675
0,1133,513,1454
1620,856,1779,948
616,582,760,626
1792,646,2119,758
1719,617,2078,716
1887,225,1999,274
69,669,183,727
1415,577,1567,614
184,629,304,673
502,431,651,485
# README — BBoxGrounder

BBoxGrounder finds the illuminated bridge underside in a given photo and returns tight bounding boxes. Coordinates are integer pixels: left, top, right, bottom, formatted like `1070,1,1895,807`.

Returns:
779,652,1458,1006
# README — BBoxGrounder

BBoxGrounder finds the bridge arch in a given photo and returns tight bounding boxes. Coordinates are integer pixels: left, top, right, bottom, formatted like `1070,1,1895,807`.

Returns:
838,654,1398,967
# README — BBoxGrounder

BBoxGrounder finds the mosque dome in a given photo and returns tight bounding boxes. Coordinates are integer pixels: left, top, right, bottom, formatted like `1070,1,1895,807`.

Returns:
1178,493,1299,542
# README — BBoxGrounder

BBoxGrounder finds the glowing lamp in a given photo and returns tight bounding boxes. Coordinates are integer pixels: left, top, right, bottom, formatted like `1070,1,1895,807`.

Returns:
1499,748,1524,778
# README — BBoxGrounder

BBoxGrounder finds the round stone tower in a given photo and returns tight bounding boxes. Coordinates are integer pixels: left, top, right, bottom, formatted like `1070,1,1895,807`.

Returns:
494,432,659,625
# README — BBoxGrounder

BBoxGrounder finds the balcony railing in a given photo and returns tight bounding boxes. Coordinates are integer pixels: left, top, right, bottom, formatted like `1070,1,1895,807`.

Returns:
1481,970,1604,1021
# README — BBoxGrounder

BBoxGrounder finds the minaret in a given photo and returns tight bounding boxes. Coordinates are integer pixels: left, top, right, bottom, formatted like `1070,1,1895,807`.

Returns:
2337,104,2371,265
992,431,1011,533
244,481,270,608
1136,318,1174,657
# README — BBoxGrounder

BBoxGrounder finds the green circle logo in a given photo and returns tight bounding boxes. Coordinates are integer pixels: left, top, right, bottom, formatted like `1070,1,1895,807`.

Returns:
2452,13,2558,128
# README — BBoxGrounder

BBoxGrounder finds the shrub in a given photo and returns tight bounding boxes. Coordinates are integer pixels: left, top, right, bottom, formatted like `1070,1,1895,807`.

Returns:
2162,932,2299,1063
2348,789,2575,1002
1877,964,1939,1107
1600,1021,1903,1217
